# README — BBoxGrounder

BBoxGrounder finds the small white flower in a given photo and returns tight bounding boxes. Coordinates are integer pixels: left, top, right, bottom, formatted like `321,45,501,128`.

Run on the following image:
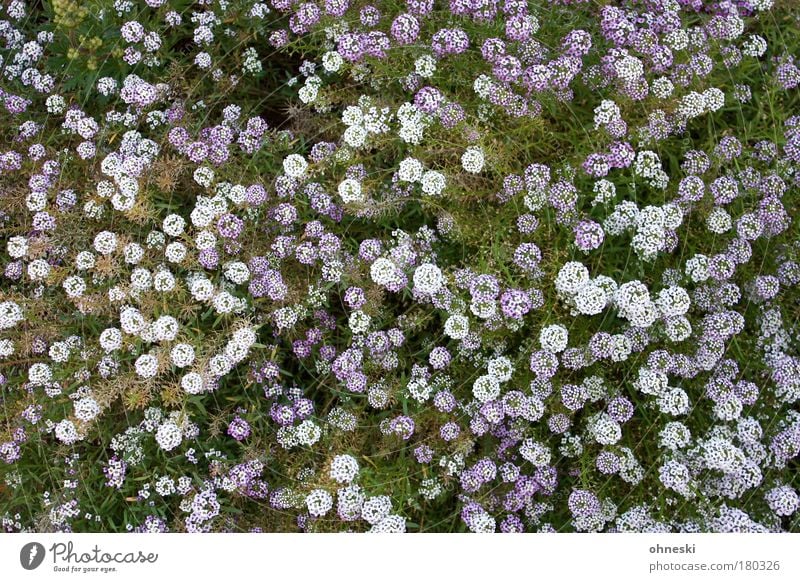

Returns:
93,231,118,255
338,178,364,203
162,214,186,237
414,55,437,78
306,489,333,517
322,51,343,72
0,301,24,330
181,372,205,395
171,344,195,368
540,324,568,353
62,276,86,298
370,257,398,286
348,310,371,334
330,454,360,483
397,157,424,182
155,421,183,451
413,263,444,295
54,419,80,445
135,353,159,379
461,146,484,173
421,170,446,196
444,314,469,340
283,154,308,178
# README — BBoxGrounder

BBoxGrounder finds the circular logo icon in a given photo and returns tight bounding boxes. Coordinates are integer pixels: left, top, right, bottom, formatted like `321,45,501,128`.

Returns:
20,542,46,570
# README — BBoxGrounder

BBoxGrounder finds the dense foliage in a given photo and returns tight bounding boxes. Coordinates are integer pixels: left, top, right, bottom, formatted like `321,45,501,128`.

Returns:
1,0,799,533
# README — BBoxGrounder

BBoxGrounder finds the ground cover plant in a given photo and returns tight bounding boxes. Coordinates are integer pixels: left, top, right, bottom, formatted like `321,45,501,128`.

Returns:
0,0,799,533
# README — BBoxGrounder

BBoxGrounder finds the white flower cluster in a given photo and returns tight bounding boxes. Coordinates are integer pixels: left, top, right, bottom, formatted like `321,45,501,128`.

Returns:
706,206,732,234
593,99,621,129
54,419,80,445
155,421,183,451
605,201,683,262
742,34,768,57
587,412,622,445
414,54,436,78
633,150,669,189
677,88,725,120
461,146,485,174
651,77,674,99
555,262,615,316
330,454,360,484
282,153,308,178
520,438,551,466
558,266,685,338
348,310,371,334
614,280,658,328
539,324,569,353
342,96,391,149
241,47,262,75
368,514,407,533
412,263,444,295
298,75,322,104
337,178,364,203
472,356,515,402
592,179,616,206
306,489,333,517
631,204,682,261
322,50,343,73
277,419,322,449
443,314,470,340
396,157,447,196
97,131,158,213
0,301,24,329
614,55,644,83
370,257,402,288
472,374,501,402
396,102,430,145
